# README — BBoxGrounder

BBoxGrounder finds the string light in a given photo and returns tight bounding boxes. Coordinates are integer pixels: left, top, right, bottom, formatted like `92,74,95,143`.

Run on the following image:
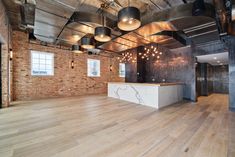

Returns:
119,45,164,63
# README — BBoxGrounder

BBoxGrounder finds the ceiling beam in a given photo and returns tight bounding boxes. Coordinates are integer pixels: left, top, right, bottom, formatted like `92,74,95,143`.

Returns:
148,0,162,10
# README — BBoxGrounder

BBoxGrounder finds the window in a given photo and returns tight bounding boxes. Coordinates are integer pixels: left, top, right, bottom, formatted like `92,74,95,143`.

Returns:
31,51,54,76
87,59,100,77
119,63,125,77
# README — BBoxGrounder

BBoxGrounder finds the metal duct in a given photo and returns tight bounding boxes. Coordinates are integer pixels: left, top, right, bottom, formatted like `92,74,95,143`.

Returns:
192,0,206,16
20,2,35,26
227,1,235,36
33,0,79,43
153,30,191,45
99,2,218,52
57,11,118,46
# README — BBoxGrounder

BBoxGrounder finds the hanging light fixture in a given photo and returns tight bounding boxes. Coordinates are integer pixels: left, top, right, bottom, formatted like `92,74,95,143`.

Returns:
72,45,83,54
117,0,141,31
95,26,111,42
95,10,112,42
81,36,95,49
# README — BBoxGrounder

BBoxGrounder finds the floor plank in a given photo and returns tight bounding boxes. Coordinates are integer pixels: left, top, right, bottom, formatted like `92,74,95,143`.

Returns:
0,94,233,157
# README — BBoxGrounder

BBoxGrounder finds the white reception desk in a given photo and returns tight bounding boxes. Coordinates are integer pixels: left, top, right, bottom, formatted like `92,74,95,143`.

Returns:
108,82,183,109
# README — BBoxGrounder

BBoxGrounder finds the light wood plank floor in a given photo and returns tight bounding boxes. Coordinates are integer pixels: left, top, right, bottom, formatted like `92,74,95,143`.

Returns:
0,94,234,157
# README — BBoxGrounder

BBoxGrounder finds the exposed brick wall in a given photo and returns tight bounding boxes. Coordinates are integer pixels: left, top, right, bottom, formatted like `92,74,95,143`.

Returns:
0,0,12,107
12,31,124,101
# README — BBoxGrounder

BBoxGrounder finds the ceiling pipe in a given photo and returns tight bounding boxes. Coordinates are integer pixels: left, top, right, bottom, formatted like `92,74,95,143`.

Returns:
212,0,235,36
192,0,206,16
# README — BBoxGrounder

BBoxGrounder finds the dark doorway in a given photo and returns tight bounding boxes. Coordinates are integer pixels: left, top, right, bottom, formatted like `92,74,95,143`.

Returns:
0,43,2,108
196,52,229,98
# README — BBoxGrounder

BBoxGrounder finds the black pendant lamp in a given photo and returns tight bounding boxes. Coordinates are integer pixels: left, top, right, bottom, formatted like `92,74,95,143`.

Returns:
117,0,141,31
72,45,83,54
94,8,111,42
81,36,95,49
95,26,111,42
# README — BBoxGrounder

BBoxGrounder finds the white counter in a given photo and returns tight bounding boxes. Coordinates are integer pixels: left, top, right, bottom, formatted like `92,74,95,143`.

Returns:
108,82,183,109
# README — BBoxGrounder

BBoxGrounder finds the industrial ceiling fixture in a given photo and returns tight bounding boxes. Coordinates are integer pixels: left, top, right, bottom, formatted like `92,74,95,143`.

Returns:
81,36,95,49
94,26,111,42
72,45,83,54
117,0,141,31
94,5,112,42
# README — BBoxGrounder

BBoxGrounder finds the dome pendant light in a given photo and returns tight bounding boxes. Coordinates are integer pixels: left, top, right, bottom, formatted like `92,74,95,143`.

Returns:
72,45,83,54
81,36,95,49
117,0,141,31
94,9,111,42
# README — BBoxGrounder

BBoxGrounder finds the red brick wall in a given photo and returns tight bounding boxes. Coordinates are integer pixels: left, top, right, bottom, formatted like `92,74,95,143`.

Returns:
0,0,12,107
12,31,124,101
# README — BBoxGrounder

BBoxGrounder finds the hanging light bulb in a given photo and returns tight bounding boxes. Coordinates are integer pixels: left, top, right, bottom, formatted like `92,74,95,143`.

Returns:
117,0,141,31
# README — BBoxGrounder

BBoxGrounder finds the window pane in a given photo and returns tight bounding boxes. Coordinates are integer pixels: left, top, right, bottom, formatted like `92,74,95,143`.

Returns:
87,59,100,77
46,59,52,65
32,64,39,70
46,64,52,70
46,55,53,60
32,58,39,64
31,51,54,76
40,54,46,59
32,53,39,59
119,63,125,77
39,59,46,64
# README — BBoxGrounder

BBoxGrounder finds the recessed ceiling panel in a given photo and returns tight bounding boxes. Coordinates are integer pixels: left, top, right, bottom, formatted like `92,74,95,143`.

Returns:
58,27,85,45
66,22,95,35
143,35,170,43
121,32,150,45
112,37,138,48
99,41,130,52
135,21,176,37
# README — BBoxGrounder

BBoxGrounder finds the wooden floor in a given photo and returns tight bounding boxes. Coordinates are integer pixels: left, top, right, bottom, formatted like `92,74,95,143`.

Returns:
0,94,234,157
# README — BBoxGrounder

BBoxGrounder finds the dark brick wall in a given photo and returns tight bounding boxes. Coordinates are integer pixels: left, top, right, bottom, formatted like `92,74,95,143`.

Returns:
212,65,229,94
196,63,228,96
125,46,196,101
228,37,235,111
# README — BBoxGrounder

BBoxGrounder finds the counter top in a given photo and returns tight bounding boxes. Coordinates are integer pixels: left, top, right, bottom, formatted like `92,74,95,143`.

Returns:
108,82,184,86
